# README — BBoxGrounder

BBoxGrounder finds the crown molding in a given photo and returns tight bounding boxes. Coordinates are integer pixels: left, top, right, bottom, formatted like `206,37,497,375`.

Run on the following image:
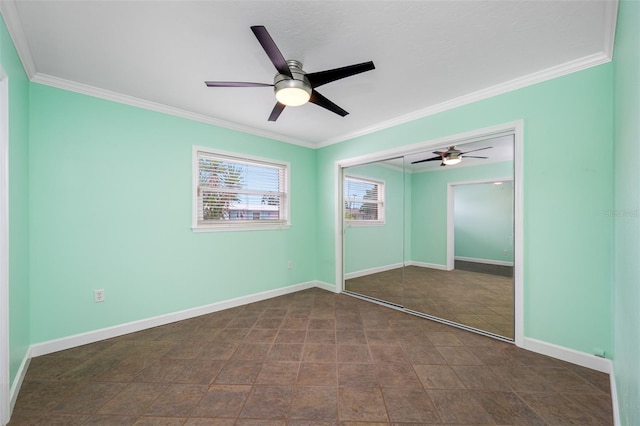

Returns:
603,0,619,60
24,48,615,152
31,73,315,149
0,0,37,78
316,51,613,148
3,0,618,150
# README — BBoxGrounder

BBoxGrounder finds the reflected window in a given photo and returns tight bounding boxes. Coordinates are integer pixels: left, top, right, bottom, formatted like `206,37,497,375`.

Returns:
344,175,385,224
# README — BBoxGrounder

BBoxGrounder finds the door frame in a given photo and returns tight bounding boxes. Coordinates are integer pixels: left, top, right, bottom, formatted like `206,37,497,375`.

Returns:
335,120,524,347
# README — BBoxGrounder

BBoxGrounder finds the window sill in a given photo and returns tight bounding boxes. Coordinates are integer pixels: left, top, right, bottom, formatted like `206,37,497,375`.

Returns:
192,223,291,233
344,221,385,227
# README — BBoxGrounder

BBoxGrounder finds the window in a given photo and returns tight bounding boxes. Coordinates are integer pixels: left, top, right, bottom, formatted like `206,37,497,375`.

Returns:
193,148,289,231
344,175,384,224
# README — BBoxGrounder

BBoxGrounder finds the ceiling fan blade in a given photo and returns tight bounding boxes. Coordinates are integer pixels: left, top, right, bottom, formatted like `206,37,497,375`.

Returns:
461,155,488,159
306,61,375,88
309,90,349,117
205,81,273,87
250,25,293,78
461,146,492,155
268,102,286,122
411,156,442,164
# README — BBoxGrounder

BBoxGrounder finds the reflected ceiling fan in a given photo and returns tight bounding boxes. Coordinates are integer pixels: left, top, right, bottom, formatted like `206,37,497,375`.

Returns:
411,146,492,167
204,25,375,122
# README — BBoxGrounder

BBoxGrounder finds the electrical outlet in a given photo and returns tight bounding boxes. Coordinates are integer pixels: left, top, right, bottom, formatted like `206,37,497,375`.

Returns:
287,261,293,270
94,289,105,303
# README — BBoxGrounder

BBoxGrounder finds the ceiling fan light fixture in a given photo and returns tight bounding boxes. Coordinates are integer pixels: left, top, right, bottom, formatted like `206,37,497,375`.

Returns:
275,85,311,106
443,155,462,165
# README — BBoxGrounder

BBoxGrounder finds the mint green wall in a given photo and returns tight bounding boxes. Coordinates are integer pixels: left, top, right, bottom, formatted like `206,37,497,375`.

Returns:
404,171,412,263
612,0,640,423
343,163,404,274
28,84,317,343
454,181,514,263
411,161,513,266
1,15,31,388
317,65,613,356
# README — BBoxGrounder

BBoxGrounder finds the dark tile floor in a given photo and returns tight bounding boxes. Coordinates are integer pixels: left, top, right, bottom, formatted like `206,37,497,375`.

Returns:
10,288,613,425
346,265,514,339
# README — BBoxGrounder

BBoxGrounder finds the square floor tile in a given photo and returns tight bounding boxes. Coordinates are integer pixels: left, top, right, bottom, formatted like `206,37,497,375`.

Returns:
380,387,440,423
338,387,388,422
297,363,337,386
145,383,208,417
191,384,251,418
98,383,168,416
289,386,337,421
336,345,371,363
240,386,292,419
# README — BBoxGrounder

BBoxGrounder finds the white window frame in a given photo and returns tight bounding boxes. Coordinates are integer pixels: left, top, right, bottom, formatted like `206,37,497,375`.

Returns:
343,174,385,226
192,146,290,232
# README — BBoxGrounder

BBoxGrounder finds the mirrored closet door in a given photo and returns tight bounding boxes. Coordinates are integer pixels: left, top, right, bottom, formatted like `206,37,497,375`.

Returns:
343,135,515,340
343,158,406,307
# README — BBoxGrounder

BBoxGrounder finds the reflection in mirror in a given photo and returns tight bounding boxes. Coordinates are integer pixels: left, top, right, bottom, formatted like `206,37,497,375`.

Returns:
452,181,514,336
404,135,514,339
343,134,515,341
343,158,405,307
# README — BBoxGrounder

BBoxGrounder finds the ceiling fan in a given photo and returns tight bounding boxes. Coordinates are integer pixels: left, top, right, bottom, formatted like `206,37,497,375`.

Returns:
204,25,375,122
411,146,492,167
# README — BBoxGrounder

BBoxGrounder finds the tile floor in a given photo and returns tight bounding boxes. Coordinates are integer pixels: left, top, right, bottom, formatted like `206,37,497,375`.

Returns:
10,288,613,425
346,265,514,339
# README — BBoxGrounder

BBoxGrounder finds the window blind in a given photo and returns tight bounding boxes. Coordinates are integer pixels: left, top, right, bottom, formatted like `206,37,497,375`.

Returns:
196,151,288,227
344,176,384,222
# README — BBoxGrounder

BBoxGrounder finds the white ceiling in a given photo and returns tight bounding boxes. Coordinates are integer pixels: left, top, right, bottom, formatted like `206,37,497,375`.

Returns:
1,0,617,148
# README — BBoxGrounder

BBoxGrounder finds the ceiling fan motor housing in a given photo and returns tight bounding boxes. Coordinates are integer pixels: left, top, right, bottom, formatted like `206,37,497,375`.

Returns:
274,60,312,106
445,147,461,158
447,152,461,160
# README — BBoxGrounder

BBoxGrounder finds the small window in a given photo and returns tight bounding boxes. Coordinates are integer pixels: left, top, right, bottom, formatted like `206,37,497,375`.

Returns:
193,148,289,231
344,175,385,224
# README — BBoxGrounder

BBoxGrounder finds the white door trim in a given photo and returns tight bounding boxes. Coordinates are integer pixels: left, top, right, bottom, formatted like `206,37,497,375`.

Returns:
0,66,11,425
335,120,524,346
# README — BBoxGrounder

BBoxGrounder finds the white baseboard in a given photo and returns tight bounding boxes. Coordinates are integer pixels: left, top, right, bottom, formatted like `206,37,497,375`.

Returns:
522,337,611,374
404,260,449,271
336,257,516,281
520,338,619,423
610,368,620,426
344,262,403,280
9,350,30,414
454,256,514,267
30,280,319,357
314,281,340,293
